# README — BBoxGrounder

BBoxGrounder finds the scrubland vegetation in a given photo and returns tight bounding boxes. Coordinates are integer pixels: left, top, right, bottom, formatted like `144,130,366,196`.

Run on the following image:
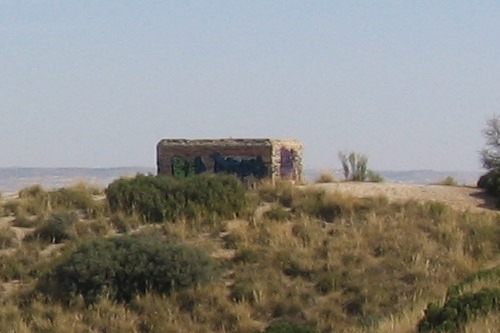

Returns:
0,174,498,332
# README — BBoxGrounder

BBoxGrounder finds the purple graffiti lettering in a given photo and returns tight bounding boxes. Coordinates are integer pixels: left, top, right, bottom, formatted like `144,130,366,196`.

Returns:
279,148,296,179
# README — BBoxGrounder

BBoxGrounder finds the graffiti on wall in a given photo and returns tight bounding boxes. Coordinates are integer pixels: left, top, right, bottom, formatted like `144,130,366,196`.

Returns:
171,156,193,178
279,148,297,179
171,154,268,179
212,153,268,179
171,156,207,178
193,156,207,174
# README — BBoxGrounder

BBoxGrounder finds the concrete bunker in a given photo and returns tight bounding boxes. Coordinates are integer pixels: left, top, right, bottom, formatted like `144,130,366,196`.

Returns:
156,138,303,182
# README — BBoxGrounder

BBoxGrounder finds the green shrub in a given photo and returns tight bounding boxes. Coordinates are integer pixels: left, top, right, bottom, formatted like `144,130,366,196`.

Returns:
0,247,39,281
337,151,383,183
277,184,295,208
281,259,312,279
256,181,279,203
476,169,500,209
264,321,319,333
106,174,178,222
418,288,500,332
18,185,45,199
263,205,291,222
73,219,110,239
314,272,337,295
231,280,256,303
315,172,337,183
16,184,98,216
222,232,242,249
49,186,96,211
271,301,305,320
0,258,31,281
366,170,384,183
292,223,311,246
267,188,388,223
12,214,39,228
0,227,19,250
446,267,500,300
33,211,79,243
109,212,142,233
233,248,261,264
17,185,50,215
477,169,500,204
2,199,21,216
45,235,219,304
105,174,246,223
434,176,458,186
257,181,294,206
418,268,500,332
292,191,342,222
338,151,368,181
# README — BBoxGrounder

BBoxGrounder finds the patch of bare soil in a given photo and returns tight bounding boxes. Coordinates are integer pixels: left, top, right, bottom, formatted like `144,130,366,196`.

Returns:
310,182,498,213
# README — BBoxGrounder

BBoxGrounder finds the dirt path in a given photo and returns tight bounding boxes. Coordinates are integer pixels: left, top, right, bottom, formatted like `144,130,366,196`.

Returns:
310,182,498,213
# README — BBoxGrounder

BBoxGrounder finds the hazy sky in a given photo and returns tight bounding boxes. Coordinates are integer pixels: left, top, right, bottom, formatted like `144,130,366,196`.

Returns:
1,1,499,171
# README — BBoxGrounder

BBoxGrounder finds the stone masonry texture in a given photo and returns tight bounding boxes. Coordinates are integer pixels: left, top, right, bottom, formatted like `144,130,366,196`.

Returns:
156,138,303,182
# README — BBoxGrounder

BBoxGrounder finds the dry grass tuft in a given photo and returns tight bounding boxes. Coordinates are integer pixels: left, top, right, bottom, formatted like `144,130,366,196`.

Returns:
315,171,338,183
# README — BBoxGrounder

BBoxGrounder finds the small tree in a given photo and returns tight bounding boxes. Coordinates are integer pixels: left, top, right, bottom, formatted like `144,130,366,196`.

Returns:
338,151,368,181
480,115,500,170
478,115,500,200
338,151,383,182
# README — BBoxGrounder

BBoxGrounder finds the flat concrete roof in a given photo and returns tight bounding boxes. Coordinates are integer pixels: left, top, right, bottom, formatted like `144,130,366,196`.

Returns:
157,138,301,147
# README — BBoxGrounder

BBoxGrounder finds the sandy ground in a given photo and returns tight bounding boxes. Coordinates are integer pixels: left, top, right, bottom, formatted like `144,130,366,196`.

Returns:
310,182,497,213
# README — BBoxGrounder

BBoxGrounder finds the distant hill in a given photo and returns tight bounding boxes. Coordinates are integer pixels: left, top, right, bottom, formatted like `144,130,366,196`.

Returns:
0,167,485,195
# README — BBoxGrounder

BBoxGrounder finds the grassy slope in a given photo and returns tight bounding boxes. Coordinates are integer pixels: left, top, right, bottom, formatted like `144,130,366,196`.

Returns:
0,181,498,333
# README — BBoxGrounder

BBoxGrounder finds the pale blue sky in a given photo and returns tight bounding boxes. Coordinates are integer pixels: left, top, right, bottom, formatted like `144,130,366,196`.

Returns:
1,1,499,171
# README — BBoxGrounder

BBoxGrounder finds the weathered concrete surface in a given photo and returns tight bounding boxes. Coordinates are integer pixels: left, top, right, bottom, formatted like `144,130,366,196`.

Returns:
157,138,303,182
